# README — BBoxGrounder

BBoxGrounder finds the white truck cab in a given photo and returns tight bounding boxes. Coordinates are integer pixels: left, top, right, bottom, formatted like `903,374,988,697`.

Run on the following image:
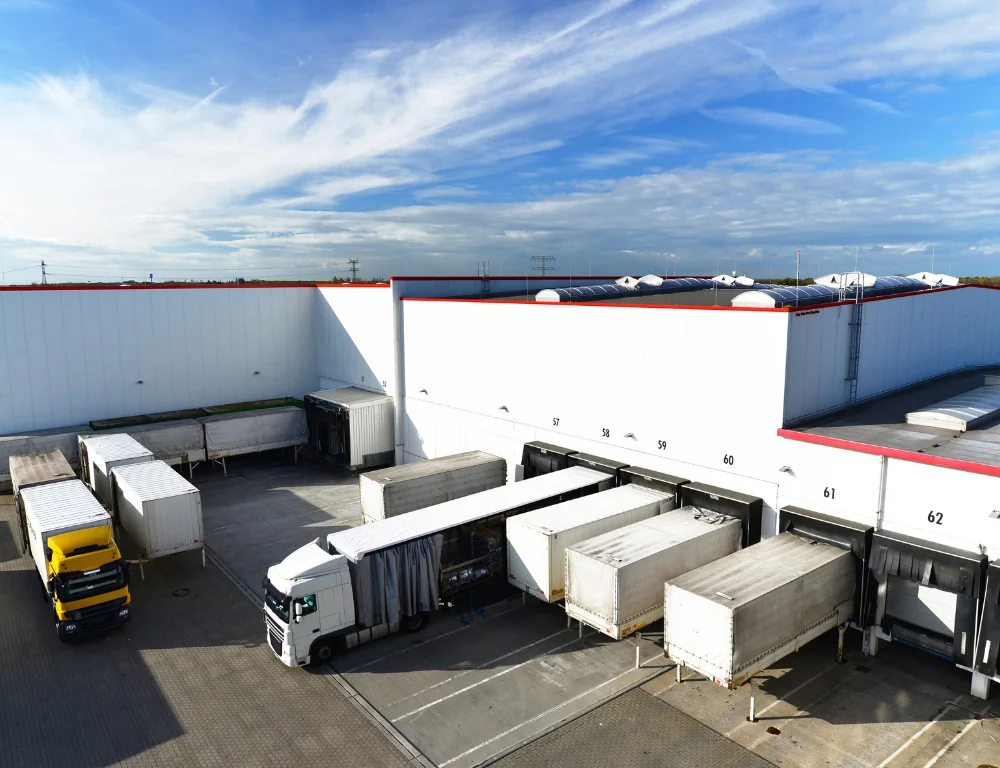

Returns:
263,539,355,666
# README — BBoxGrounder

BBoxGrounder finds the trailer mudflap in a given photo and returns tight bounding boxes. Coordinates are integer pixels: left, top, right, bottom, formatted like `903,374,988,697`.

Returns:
620,466,688,507
778,506,874,626
680,482,762,547
869,530,986,667
974,559,1000,678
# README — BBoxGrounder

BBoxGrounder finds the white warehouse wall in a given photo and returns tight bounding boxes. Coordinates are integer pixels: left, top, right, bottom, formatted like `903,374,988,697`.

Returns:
783,286,1000,423
315,285,394,393
0,286,316,433
400,298,793,536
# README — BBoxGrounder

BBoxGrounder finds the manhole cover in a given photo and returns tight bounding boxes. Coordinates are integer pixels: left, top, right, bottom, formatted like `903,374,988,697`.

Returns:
766,726,782,735
171,588,191,598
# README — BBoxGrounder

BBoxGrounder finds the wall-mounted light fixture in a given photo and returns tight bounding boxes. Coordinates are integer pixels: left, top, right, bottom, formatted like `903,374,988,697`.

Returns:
254,371,261,375
498,405,509,412
137,380,144,385
778,466,792,473
419,388,428,394
624,432,636,440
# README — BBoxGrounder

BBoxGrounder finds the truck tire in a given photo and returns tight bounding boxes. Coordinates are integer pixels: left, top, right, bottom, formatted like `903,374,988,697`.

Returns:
310,638,336,665
404,613,426,633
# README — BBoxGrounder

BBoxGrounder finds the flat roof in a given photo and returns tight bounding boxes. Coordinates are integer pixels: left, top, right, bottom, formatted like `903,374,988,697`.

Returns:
479,288,757,307
783,368,1000,471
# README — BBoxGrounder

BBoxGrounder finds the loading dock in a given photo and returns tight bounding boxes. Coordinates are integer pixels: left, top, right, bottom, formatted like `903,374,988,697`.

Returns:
305,388,394,470
518,441,577,479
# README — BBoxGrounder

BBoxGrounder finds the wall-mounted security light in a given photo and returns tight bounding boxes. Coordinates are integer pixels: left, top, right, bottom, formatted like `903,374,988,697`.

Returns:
254,371,261,375
137,380,144,385
419,388,428,394
499,405,509,412
778,466,792,473
624,432,636,440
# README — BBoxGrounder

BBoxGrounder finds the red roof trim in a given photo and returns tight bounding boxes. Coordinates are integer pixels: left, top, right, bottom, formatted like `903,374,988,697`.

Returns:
389,275,711,282
399,296,788,312
314,283,390,288
777,428,1000,479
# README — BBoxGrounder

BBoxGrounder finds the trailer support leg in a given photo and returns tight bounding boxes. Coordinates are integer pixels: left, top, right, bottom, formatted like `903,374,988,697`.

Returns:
635,644,641,669
139,561,145,582
222,457,227,477
522,590,526,606
566,614,570,630
748,679,757,722
202,548,206,568
578,619,582,640
837,624,846,664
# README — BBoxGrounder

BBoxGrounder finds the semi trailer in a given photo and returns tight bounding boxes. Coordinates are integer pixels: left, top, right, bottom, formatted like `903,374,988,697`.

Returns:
360,450,506,523
78,433,154,506
264,465,612,666
12,451,131,640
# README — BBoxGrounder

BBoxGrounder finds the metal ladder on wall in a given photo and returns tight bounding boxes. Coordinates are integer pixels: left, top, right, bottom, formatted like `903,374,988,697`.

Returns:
843,277,864,402
478,260,490,296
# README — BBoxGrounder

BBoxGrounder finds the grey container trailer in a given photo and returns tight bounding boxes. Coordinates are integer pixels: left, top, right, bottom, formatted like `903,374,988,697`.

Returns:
664,531,856,689
0,425,91,491
359,450,506,524
9,450,78,553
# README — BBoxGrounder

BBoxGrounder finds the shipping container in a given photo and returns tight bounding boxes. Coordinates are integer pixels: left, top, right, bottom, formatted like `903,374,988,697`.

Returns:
111,460,204,573
0,425,91,490
360,450,506,524
197,406,308,473
664,532,855,689
304,388,394,470
565,507,742,639
507,484,671,603
78,434,154,507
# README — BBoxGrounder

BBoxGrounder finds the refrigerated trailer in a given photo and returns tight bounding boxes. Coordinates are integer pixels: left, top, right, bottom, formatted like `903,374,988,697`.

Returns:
565,506,743,639
264,465,612,666
111,460,205,577
507,484,672,603
78,434,154,506
360,450,506,524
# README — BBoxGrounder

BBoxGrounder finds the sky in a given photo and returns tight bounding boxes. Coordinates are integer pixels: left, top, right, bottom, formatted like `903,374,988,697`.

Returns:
1,0,999,283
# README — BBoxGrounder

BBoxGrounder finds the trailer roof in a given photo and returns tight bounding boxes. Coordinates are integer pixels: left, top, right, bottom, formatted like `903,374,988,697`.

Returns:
667,531,850,609
567,506,740,568
20,479,110,531
305,387,392,408
195,405,305,424
9,450,75,492
509,484,668,535
80,433,153,461
329,465,609,561
361,450,502,485
111,460,198,501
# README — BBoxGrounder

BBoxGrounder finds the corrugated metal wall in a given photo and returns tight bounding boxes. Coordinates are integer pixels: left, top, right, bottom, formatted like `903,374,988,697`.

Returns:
783,287,1000,423
0,287,316,433
315,286,394,394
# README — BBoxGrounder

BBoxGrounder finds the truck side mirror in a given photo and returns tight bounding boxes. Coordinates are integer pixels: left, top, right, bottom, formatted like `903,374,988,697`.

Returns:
293,602,302,623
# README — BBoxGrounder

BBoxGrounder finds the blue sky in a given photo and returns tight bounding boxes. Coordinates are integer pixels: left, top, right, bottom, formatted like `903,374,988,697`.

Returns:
1,0,999,282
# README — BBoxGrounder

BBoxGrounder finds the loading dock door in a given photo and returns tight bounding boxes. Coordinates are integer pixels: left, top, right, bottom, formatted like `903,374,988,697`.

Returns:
885,577,958,637
975,560,1000,679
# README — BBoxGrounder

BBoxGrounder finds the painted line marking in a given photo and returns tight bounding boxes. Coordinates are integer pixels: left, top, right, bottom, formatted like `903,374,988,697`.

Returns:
438,668,635,767
391,631,594,722
876,703,958,768
339,602,524,673
383,629,568,709
724,661,838,737
921,718,978,768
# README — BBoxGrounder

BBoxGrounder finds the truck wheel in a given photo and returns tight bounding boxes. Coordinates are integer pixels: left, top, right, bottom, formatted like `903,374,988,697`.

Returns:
310,638,335,665
403,613,426,633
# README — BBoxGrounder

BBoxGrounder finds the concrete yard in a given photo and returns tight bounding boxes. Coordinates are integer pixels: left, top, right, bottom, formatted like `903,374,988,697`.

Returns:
3,454,998,768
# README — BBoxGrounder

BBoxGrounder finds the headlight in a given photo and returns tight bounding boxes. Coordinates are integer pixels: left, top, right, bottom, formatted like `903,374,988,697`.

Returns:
119,608,130,618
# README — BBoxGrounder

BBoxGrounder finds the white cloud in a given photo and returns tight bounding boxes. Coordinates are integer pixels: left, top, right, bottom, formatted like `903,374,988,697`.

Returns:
701,107,844,135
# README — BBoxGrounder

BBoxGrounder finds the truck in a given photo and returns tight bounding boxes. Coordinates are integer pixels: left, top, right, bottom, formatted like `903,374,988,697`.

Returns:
110,460,205,577
507,484,671,603
564,506,743,639
264,465,612,666
12,451,131,640
78,433,154,506
360,450,507,524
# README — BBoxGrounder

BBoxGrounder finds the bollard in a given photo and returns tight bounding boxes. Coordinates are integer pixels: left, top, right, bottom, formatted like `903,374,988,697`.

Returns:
748,678,757,722
676,663,682,683
635,644,640,669
837,624,846,664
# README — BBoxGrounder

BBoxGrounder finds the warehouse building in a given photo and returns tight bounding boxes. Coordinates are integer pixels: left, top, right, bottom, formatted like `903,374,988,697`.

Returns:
2,272,999,697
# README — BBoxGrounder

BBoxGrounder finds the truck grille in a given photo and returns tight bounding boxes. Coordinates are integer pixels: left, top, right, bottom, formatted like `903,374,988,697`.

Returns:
268,629,282,655
265,613,285,656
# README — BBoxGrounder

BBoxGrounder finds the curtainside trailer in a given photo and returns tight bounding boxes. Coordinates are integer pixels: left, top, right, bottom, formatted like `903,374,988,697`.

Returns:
264,465,612,666
565,506,743,639
360,450,506,523
507,484,671,603
197,406,307,475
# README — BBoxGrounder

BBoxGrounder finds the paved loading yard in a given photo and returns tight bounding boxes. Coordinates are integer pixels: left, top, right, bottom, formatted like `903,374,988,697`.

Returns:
3,454,999,768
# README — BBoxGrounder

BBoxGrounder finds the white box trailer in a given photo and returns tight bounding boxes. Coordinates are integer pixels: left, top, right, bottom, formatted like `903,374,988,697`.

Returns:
304,388,394,470
118,419,207,476
507,484,672,603
78,434,154,507
664,532,855,690
197,406,307,474
565,507,743,639
360,450,507,524
0,425,91,490
111,460,204,575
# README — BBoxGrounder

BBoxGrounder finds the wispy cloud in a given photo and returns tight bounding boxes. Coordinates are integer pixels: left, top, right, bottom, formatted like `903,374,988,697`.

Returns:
701,107,844,135
576,136,700,168
413,186,483,200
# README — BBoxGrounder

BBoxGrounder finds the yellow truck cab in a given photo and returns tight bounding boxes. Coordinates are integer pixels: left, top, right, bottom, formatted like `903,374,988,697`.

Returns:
11,450,131,640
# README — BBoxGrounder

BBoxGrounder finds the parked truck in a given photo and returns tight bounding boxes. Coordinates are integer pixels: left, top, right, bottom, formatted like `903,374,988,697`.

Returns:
360,450,507,524
12,451,131,640
264,465,612,666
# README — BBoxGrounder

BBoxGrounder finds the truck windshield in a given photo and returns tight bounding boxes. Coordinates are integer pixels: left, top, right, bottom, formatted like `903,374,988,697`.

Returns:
263,579,290,623
56,562,126,602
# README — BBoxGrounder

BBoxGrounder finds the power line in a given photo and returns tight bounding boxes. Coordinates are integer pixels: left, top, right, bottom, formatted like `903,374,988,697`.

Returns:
45,262,345,272
348,259,359,282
